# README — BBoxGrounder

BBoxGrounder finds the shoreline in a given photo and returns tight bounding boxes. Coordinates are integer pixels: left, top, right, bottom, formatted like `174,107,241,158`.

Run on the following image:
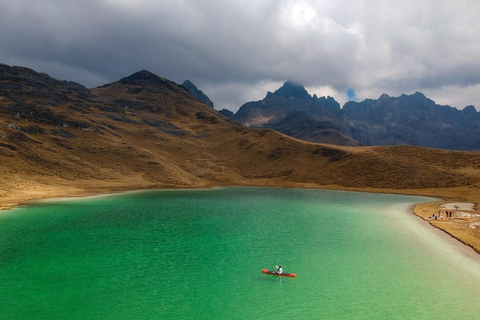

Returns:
412,201,480,256
2,183,441,211
2,183,479,258
408,204,480,263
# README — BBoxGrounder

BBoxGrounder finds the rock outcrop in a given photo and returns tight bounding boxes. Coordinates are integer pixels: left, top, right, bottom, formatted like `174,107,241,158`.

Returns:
233,81,360,146
231,81,480,150
1,62,480,207
219,109,234,118
339,92,480,150
181,80,214,108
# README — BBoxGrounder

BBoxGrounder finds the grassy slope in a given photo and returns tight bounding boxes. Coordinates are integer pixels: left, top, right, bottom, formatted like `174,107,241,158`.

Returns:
1,68,480,252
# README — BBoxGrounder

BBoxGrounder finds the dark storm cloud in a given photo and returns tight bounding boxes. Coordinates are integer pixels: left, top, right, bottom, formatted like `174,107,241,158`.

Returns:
1,0,479,111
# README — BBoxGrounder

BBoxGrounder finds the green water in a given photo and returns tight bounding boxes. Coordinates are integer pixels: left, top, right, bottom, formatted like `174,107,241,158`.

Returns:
1,188,480,319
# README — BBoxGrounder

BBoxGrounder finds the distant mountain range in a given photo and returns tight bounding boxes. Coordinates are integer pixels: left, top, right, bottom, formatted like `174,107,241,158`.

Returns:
226,82,480,151
1,62,480,260
1,59,480,218
232,81,360,147
1,61,478,201
119,75,480,151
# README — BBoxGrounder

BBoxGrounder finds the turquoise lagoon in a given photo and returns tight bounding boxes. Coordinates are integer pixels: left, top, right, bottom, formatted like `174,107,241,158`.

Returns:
1,187,480,319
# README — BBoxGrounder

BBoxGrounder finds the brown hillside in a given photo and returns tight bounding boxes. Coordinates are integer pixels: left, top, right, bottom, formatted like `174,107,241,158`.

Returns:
1,64,480,202
1,63,480,251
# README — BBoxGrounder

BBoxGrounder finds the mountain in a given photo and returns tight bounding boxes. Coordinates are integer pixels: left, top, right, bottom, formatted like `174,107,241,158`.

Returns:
181,80,214,108
0,64,232,203
339,92,480,150
265,111,361,146
233,81,361,146
232,82,480,150
2,62,480,258
219,108,234,118
1,62,480,212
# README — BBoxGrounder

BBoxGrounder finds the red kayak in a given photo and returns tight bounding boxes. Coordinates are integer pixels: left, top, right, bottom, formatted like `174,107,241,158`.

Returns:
262,269,297,277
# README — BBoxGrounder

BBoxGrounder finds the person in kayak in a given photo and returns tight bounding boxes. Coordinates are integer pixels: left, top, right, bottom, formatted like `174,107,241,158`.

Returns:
275,265,282,274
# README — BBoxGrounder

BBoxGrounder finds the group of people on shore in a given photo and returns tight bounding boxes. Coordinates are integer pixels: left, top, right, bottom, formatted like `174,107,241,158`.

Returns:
430,210,454,220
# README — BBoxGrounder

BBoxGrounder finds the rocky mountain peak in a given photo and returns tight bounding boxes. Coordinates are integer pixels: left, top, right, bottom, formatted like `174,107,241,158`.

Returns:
273,81,310,99
379,93,390,100
182,80,196,91
413,91,426,98
119,70,164,85
219,109,234,118
462,105,477,115
181,80,214,108
111,69,184,96
408,92,430,104
0,63,92,105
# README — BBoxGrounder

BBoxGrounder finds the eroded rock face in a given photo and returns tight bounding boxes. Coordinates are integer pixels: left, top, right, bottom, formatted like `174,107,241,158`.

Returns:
0,63,92,106
232,80,480,150
233,81,341,127
0,62,479,198
339,92,480,150
219,109,233,118
232,81,358,146
181,80,214,108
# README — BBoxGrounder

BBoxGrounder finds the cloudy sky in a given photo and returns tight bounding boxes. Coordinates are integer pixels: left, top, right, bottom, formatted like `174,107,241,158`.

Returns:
1,0,479,112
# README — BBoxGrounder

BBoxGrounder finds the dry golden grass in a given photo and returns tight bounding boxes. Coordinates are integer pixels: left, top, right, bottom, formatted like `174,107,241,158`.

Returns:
414,201,480,253
1,76,480,253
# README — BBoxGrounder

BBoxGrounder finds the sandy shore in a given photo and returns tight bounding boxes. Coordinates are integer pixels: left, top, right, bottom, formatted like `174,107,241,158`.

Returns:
409,205,480,263
413,201,480,255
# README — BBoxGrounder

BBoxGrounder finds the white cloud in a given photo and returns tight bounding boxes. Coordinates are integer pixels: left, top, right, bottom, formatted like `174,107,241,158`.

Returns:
0,0,479,111
306,85,344,104
203,80,284,112
422,85,480,110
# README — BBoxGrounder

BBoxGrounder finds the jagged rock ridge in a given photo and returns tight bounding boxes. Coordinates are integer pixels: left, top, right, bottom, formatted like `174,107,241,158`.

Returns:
233,81,360,146
182,80,214,108
339,92,480,150
1,62,480,209
219,109,234,118
232,82,480,150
